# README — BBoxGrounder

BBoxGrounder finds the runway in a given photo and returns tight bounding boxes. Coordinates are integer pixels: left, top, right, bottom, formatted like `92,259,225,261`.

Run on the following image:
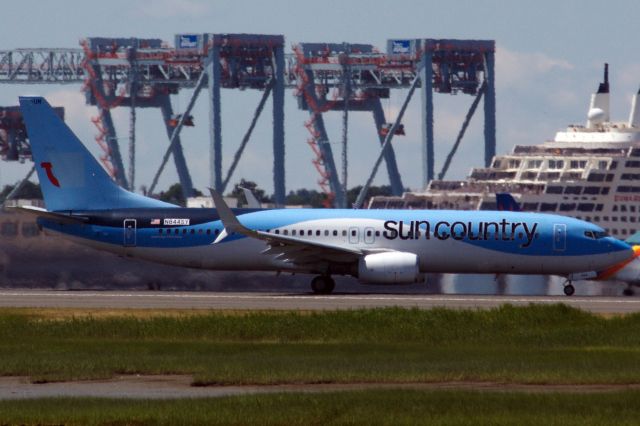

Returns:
0,289,639,313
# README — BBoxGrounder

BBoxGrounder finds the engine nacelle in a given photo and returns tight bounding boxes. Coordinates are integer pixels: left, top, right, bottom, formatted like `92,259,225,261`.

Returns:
357,252,421,284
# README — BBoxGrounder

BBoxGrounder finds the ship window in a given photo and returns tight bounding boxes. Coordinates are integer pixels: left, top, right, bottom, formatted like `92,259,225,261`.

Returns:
559,203,576,212
564,186,582,195
597,161,608,170
549,160,564,169
546,186,563,194
584,186,600,195
540,203,558,212
492,159,502,168
631,149,640,157
21,223,39,237
626,160,640,167
618,186,632,193
587,173,605,182
527,160,542,169
610,161,618,170
578,203,595,212
570,160,587,169
522,171,538,180
601,188,610,195
621,173,640,180
523,203,539,211
606,174,614,182
508,159,521,168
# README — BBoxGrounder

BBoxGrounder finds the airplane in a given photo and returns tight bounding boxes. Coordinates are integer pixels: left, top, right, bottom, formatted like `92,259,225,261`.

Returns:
13,96,636,296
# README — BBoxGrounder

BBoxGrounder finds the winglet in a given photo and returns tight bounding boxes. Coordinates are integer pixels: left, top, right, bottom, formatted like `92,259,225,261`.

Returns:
209,188,257,242
240,187,261,208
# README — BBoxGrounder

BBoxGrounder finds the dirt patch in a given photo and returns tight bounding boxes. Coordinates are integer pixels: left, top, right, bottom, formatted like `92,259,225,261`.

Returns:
2,375,640,400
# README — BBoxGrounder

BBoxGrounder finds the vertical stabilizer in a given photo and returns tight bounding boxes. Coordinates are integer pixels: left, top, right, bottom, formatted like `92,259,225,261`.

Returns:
587,63,610,128
19,96,175,211
629,87,640,128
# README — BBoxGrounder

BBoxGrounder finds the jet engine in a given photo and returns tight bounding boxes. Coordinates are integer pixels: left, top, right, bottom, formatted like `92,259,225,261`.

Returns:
357,252,421,284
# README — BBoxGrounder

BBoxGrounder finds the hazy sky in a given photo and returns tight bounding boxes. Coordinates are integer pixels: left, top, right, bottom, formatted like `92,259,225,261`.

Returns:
1,0,639,196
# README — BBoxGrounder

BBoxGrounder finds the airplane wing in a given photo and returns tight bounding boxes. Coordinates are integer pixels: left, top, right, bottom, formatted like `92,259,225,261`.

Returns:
209,188,365,266
9,205,89,224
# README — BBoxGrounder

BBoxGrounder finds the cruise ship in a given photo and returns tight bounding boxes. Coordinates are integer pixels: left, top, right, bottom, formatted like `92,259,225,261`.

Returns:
370,64,640,240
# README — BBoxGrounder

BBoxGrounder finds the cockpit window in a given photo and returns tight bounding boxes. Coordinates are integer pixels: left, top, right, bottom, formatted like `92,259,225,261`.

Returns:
585,230,609,239
584,231,595,239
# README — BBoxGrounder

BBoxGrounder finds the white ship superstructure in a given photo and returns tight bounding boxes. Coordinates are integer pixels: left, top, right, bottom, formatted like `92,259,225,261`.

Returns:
369,64,640,239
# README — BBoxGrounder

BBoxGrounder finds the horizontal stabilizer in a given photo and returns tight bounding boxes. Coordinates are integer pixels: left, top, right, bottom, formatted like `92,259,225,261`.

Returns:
9,205,88,224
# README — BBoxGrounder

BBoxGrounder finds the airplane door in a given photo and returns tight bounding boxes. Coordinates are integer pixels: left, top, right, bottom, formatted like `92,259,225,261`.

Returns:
123,219,137,247
349,227,359,244
553,223,566,251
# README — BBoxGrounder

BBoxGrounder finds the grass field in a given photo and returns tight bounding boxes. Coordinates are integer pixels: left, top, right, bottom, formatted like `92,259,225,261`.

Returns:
1,304,640,385
3,389,640,425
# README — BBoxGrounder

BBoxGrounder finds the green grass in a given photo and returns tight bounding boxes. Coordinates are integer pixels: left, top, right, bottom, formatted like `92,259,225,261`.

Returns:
1,304,640,384
3,390,640,425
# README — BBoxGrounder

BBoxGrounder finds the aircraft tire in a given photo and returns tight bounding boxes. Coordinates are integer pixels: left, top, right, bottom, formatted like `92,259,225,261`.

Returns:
563,284,575,296
623,287,635,297
311,275,335,294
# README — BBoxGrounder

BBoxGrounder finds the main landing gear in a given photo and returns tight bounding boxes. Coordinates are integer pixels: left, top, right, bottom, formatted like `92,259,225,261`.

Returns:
311,275,335,295
623,286,635,297
563,280,575,296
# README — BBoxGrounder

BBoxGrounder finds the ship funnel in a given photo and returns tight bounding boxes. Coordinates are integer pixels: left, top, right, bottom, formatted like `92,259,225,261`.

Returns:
587,63,610,128
629,87,640,128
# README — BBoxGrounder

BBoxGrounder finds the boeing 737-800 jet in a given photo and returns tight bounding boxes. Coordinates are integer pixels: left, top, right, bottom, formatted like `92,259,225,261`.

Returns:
15,97,635,295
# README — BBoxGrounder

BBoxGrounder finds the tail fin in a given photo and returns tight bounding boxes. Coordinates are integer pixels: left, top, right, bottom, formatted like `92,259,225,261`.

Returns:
19,96,175,211
495,193,521,212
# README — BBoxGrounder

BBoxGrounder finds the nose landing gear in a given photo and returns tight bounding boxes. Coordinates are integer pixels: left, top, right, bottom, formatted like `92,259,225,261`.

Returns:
563,280,575,296
311,275,335,294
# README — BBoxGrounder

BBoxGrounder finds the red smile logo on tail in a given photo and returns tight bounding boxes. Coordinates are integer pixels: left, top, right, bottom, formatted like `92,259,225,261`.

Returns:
40,162,60,187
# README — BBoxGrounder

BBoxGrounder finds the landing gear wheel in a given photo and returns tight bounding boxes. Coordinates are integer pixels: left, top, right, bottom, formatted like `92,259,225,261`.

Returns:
563,284,575,296
311,275,335,294
623,287,635,297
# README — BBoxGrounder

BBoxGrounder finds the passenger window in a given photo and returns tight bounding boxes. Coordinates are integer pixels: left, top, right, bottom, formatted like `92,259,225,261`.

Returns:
324,230,329,236
215,229,220,235
275,230,280,234
351,230,356,237
375,231,380,237
316,230,321,236
292,230,296,236
190,229,195,234
283,230,289,235
333,230,338,236
366,230,372,237
342,230,347,237
206,229,211,235
159,229,163,234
